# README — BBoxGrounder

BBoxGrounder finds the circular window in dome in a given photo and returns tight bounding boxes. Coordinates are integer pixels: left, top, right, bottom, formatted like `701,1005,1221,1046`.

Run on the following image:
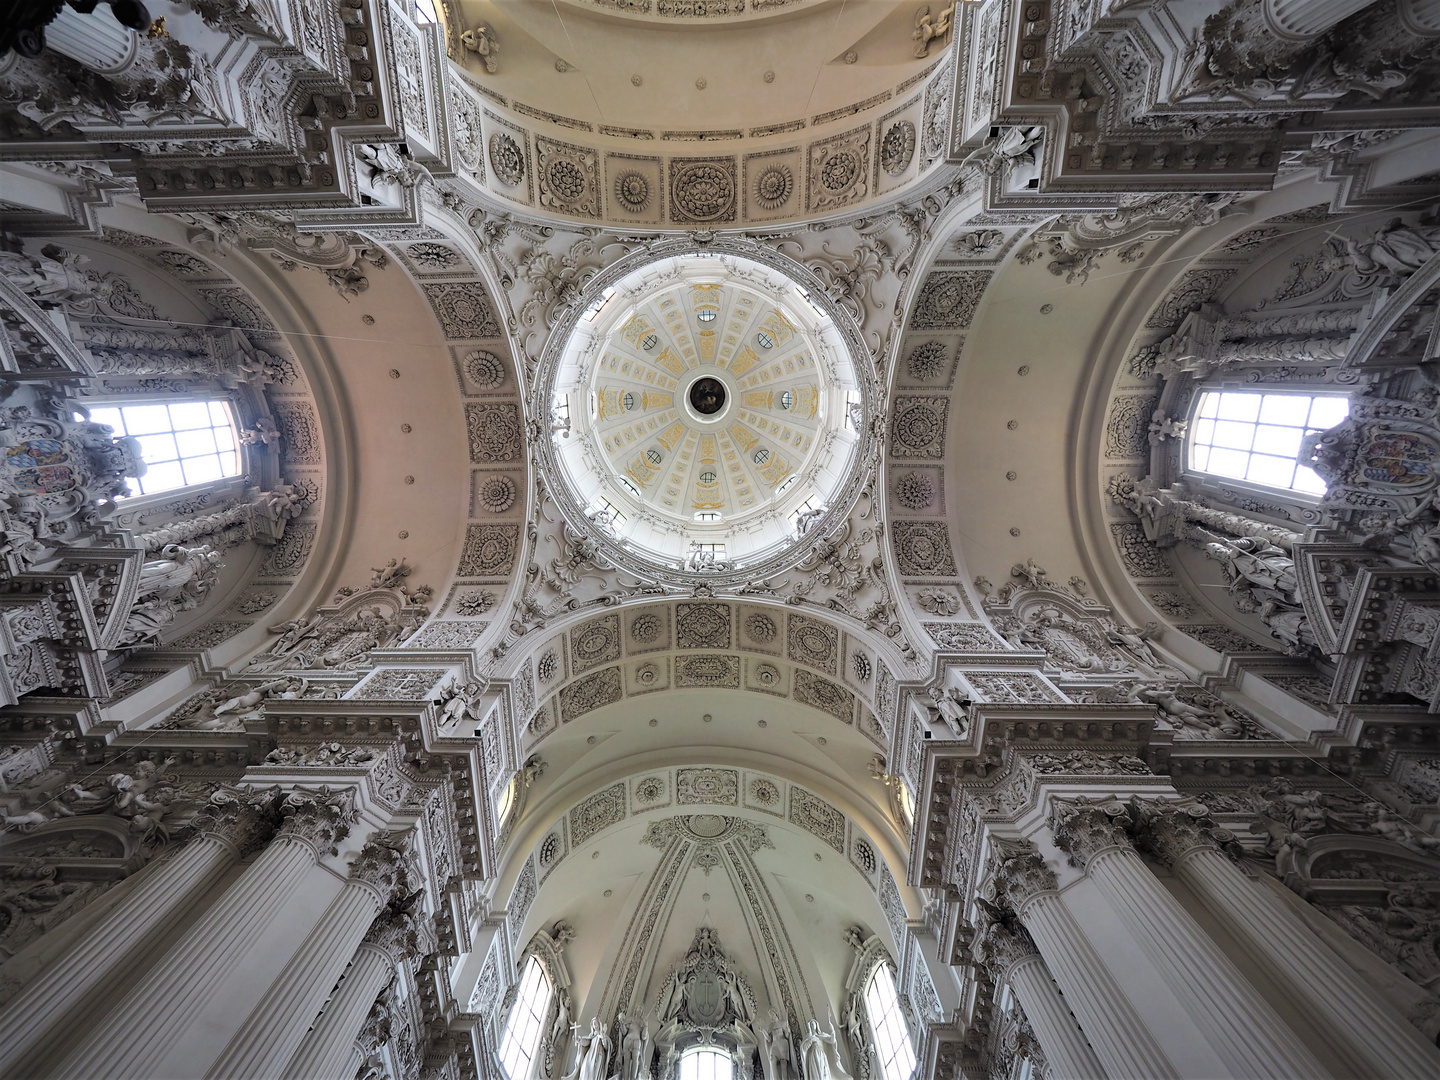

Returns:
689,377,727,416
539,248,872,578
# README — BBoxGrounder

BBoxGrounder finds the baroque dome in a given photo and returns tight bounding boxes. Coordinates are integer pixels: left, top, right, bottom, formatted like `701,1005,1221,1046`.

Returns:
542,249,869,573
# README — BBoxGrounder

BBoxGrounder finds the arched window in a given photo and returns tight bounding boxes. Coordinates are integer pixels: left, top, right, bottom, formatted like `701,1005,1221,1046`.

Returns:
1188,390,1349,496
87,401,240,497
498,956,552,1080
864,964,917,1080
678,1047,734,1080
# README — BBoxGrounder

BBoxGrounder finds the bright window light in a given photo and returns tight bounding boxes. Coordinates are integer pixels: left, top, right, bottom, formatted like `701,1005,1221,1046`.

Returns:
678,1048,733,1080
865,964,918,1080
498,956,552,1080
413,0,439,23
1189,391,1349,497
88,401,239,497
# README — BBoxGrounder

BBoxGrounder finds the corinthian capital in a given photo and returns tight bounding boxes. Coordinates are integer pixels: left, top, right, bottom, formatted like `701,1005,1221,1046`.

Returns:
190,786,280,857
978,919,1040,980
990,838,1059,913
349,832,413,903
1130,798,1241,868
276,786,357,856
1050,798,1133,869
363,906,423,963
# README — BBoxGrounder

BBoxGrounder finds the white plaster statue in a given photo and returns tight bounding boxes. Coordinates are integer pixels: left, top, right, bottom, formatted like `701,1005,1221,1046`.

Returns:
135,543,222,599
461,23,499,73
794,505,826,536
563,1017,612,1080
929,686,969,737
617,1011,651,1080
758,1010,794,1080
1339,217,1440,287
800,1018,838,1080
434,676,489,725
912,3,956,57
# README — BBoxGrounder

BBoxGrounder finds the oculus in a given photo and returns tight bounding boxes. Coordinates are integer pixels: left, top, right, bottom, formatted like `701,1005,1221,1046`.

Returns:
689,377,727,416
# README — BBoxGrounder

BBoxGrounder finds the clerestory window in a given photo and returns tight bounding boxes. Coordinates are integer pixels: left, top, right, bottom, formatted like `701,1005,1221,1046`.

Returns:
678,1048,734,1080
865,963,918,1080
87,400,240,497
1188,390,1349,497
498,956,552,1080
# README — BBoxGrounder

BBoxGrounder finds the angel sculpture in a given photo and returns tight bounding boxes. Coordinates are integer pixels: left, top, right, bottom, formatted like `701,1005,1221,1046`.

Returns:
912,3,956,58
461,23,499,73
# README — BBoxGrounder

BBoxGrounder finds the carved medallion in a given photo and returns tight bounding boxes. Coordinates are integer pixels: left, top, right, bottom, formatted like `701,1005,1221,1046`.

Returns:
613,170,652,212
463,349,506,389
754,164,793,211
488,133,525,186
670,159,737,223
880,120,916,175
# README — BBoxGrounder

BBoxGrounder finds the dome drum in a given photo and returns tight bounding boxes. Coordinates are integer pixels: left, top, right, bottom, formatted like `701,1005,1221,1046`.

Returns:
538,242,878,584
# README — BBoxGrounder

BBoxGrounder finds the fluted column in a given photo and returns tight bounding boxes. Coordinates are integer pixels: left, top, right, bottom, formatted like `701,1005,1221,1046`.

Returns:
1264,0,1379,39
1136,803,1440,1080
992,842,1179,1080
0,789,276,1078
208,834,410,1079
979,919,1108,1080
51,788,357,1080
1051,800,1334,1080
281,911,415,1080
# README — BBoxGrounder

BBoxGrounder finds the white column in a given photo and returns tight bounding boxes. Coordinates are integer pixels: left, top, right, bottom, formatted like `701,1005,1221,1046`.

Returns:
993,842,1178,1080
43,4,140,73
1052,802,1334,1080
281,940,397,1080
50,789,356,1080
207,836,408,1079
1143,805,1440,1080
1399,0,1440,33
0,790,272,1078
980,920,1108,1080
1263,0,1379,38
